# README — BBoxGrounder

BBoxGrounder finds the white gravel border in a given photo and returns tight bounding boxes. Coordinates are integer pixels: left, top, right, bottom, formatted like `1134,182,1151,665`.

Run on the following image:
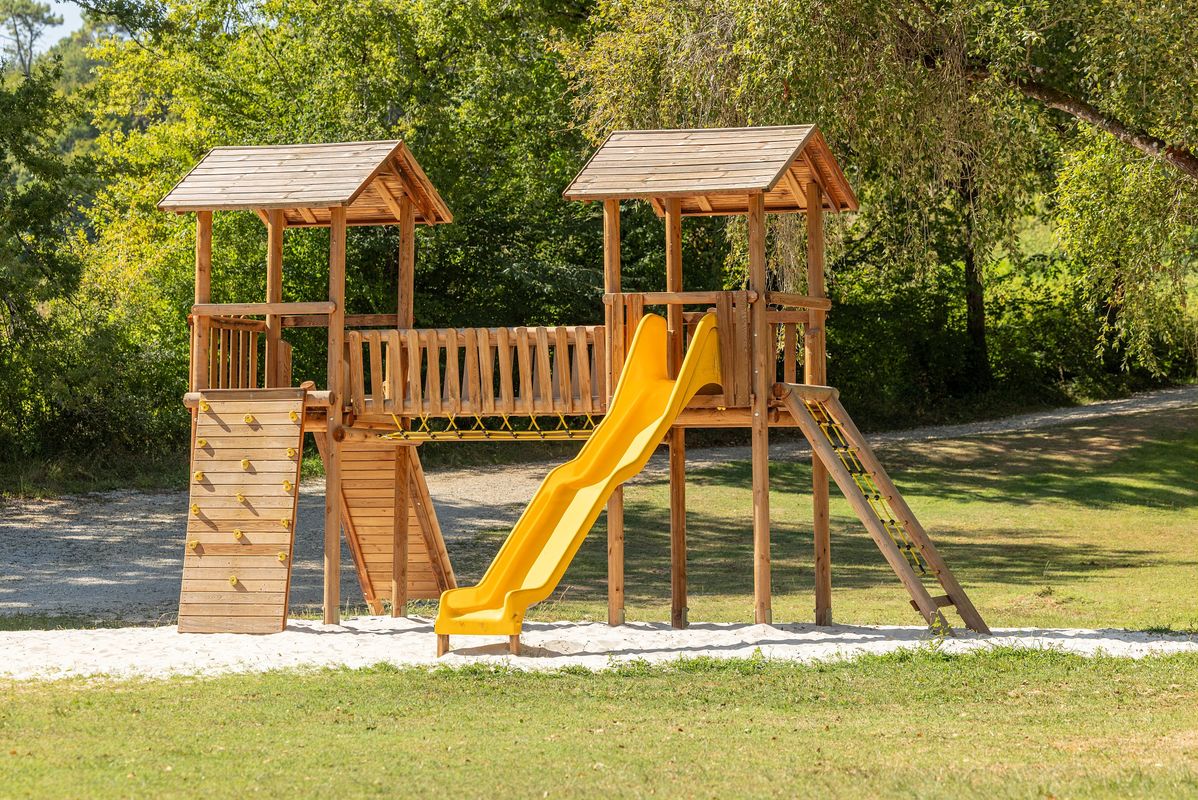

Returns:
3,617,1197,681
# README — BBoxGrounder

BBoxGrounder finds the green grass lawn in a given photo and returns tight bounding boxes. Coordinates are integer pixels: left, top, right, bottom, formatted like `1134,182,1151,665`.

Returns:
2,407,1197,798
445,406,1197,633
3,651,1198,798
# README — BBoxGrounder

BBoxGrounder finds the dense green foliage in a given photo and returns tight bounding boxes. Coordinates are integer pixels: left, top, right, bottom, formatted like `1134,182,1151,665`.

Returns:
0,0,1195,478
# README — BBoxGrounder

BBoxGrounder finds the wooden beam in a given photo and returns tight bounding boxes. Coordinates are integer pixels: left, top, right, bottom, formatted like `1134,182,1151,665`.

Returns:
193,301,336,317
398,195,416,327
748,192,772,625
648,198,665,217
392,447,409,617
387,161,434,221
695,195,713,212
265,210,285,388
665,196,687,630
297,207,318,224
192,211,213,392
806,181,832,626
324,205,347,626
254,209,270,226
373,179,406,222
603,198,625,627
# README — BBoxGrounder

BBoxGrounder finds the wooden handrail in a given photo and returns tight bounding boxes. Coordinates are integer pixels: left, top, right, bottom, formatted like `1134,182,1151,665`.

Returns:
603,290,758,306
201,315,268,332
284,313,398,329
191,301,336,317
183,388,336,408
765,292,831,311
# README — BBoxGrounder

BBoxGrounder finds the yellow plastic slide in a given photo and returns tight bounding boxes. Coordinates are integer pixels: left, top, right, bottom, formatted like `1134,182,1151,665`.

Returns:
434,312,722,637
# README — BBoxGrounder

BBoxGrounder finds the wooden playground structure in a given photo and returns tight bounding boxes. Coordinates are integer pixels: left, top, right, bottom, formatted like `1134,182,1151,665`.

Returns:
160,127,989,647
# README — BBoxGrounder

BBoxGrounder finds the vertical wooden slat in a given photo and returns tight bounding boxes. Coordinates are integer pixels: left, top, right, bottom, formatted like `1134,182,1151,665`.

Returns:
535,327,553,414
497,327,514,414
385,331,402,414
554,326,571,412
478,328,496,414
734,292,751,406
348,332,366,417
574,326,592,414
406,329,423,415
445,328,461,414
231,329,242,389
592,328,606,411
422,330,442,416
516,327,533,414
784,322,798,384
248,331,259,388
367,331,384,413
463,328,480,415
716,292,735,407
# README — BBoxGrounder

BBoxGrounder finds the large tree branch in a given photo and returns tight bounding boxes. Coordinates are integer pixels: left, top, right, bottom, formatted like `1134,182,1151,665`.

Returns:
967,64,1198,181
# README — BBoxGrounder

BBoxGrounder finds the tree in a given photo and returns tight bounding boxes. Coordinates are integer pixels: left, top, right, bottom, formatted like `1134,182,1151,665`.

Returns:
0,0,62,76
565,0,1197,374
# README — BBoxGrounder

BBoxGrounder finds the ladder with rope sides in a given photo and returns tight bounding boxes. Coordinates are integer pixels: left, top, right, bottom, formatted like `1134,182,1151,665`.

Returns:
777,383,990,634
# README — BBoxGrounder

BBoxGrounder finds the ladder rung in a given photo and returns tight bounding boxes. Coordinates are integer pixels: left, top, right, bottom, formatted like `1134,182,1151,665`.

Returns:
909,594,955,611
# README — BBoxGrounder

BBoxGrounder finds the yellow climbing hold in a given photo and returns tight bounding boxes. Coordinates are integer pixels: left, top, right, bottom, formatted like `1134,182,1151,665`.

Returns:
277,552,288,563
196,438,207,448
289,410,299,422
193,470,204,482
241,457,251,471
198,400,210,412
279,517,290,527
286,447,297,459
243,414,255,425
282,480,293,493
187,540,199,550
228,575,239,587
236,492,246,503
233,529,244,540
190,504,200,516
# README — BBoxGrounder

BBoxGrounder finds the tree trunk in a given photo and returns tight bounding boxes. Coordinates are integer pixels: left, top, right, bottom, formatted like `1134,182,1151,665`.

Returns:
959,166,992,390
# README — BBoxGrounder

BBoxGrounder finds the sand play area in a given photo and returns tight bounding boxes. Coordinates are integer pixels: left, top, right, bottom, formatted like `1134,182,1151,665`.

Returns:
4,618,1197,680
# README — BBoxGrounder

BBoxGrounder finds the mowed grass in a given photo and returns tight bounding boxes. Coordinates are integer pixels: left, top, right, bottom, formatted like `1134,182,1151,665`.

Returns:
447,406,1198,632
3,650,1198,799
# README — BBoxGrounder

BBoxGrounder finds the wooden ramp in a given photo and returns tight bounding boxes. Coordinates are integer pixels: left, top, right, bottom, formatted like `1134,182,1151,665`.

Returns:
778,383,990,634
180,389,308,633
315,438,456,613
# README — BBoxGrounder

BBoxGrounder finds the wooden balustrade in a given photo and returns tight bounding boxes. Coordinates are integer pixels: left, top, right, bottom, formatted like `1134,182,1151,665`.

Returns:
346,325,608,419
193,316,293,390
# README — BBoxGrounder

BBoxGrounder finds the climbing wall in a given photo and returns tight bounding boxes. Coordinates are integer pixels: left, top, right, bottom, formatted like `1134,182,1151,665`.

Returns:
179,389,308,633
317,439,455,612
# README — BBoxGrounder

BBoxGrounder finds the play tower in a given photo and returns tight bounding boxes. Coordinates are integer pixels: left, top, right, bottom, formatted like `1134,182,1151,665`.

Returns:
161,127,988,647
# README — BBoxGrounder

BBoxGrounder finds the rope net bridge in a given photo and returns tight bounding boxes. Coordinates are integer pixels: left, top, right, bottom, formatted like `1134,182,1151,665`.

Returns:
778,384,990,634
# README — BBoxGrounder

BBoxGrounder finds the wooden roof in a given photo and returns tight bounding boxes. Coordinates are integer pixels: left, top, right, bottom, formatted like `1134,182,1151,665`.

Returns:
563,125,858,216
158,140,452,226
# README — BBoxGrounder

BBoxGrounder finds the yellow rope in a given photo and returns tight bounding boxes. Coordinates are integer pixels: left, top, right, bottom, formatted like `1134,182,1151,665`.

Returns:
381,411,597,442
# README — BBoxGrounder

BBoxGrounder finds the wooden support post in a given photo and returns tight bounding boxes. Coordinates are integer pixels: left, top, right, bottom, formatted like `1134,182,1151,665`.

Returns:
806,182,831,626
392,449,409,617
324,206,347,625
437,634,449,657
603,198,626,626
191,211,212,392
665,197,687,629
398,196,415,328
508,635,521,656
391,195,416,618
748,192,772,625
265,209,285,388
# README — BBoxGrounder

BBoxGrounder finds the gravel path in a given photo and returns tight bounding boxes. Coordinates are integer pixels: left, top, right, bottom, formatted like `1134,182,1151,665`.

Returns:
2,384,1195,621
4,618,1197,680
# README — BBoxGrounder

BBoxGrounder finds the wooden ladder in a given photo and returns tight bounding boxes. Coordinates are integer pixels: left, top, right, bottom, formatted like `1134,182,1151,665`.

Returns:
778,384,990,634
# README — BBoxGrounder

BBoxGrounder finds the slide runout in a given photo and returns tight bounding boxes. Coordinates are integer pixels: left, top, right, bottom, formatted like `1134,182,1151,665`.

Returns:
778,383,989,634
435,313,721,642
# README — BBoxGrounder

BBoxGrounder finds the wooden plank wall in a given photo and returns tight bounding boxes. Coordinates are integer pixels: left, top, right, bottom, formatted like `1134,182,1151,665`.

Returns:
179,390,307,633
339,443,456,606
